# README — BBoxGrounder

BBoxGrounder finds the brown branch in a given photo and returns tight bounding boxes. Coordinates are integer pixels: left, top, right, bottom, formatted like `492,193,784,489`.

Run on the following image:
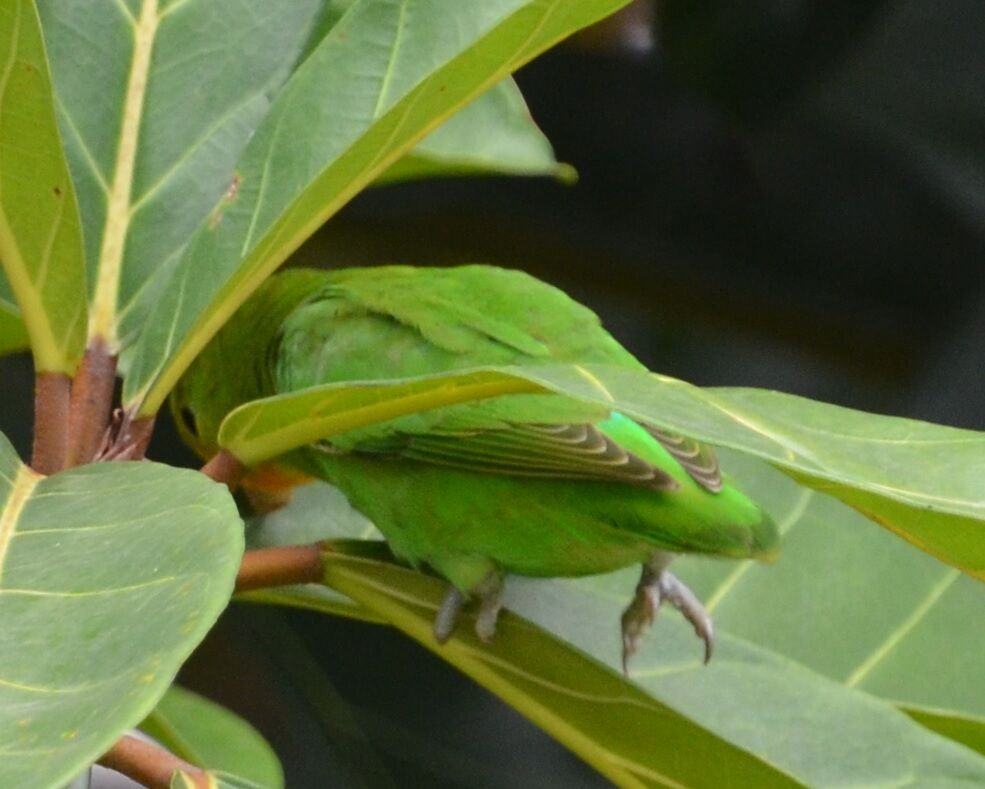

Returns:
97,735,207,789
67,340,117,466
235,544,326,592
201,449,246,488
31,372,71,474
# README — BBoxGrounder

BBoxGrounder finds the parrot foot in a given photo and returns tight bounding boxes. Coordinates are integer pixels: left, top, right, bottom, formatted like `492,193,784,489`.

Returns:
620,553,714,672
433,574,504,644
434,587,465,644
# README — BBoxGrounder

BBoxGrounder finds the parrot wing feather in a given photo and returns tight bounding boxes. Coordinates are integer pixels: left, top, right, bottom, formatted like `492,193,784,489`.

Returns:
322,422,678,490
643,426,722,492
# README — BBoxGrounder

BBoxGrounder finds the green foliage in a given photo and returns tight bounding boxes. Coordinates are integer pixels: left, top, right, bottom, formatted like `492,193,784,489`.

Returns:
142,686,284,788
123,0,630,415
245,476,985,787
0,432,243,788
217,364,985,580
2,0,983,785
0,0,86,373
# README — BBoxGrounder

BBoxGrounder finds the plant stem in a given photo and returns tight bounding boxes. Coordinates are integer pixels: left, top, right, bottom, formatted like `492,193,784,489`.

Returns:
31,372,71,474
97,735,206,788
235,544,326,592
201,449,245,488
67,340,117,466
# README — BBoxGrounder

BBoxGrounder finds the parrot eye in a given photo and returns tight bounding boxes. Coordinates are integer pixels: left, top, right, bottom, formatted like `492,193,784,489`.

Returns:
178,407,198,437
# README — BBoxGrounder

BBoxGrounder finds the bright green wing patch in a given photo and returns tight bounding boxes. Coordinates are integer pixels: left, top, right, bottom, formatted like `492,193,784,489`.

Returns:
0,431,243,789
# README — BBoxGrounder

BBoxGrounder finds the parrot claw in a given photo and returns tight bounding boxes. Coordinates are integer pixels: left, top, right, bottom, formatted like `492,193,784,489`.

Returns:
434,587,465,644
433,574,504,644
621,554,714,672
474,575,504,643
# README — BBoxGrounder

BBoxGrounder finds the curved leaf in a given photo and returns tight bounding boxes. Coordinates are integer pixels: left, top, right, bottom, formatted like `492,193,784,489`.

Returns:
38,0,323,348
0,0,86,374
123,0,633,415
217,364,985,577
381,78,574,184
141,686,283,789
0,431,243,789
321,542,797,788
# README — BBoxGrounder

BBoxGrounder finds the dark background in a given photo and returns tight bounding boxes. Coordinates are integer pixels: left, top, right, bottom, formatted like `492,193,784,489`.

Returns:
3,1,983,785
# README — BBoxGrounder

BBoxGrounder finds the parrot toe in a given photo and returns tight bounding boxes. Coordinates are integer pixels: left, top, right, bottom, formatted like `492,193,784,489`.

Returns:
434,586,465,644
620,553,715,672
474,574,505,643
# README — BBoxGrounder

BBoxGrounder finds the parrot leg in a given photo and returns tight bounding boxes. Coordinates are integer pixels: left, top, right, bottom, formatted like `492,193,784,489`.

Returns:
433,572,504,644
474,573,504,643
620,552,714,672
434,587,465,644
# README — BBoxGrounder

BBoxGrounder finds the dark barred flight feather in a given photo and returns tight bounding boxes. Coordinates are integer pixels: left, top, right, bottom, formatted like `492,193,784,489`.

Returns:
644,425,722,492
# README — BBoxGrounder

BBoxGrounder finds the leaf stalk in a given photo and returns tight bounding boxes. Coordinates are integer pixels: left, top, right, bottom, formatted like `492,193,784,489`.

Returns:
235,544,326,592
31,372,71,474
97,735,206,788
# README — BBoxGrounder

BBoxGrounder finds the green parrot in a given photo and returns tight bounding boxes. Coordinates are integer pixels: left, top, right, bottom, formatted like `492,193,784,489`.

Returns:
171,265,778,667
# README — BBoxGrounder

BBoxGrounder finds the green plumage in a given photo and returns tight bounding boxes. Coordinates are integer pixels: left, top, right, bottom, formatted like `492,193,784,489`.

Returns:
172,266,777,650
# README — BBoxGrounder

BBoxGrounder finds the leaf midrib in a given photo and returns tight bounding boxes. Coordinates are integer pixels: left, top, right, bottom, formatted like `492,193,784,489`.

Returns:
89,0,158,347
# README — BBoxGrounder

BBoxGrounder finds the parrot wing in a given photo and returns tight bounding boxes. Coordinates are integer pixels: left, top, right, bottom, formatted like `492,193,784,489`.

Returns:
331,422,678,490
275,265,717,491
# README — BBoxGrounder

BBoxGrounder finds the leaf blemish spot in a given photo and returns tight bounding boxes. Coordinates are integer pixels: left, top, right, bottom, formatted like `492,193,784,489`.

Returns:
53,186,62,198
208,173,242,229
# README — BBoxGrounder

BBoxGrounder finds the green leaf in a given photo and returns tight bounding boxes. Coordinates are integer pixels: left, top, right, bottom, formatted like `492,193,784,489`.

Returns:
0,0,87,374
217,364,985,578
0,431,243,789
321,542,798,789
263,0,573,184
141,686,283,789
38,0,323,349
549,449,985,764
380,78,575,183
123,0,633,415
247,481,985,785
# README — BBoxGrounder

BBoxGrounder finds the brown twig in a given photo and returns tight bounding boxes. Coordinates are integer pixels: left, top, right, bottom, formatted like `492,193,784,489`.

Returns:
31,372,71,474
200,449,246,488
97,735,207,788
66,340,117,466
235,544,326,592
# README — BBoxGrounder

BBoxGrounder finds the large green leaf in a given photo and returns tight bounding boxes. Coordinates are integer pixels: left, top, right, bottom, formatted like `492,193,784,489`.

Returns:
245,478,985,785
0,431,243,789
141,686,283,788
123,0,633,415
37,0,323,349
217,364,985,578
0,0,87,374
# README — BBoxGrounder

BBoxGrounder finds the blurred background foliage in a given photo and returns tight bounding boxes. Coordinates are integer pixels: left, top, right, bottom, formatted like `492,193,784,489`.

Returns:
3,1,982,785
